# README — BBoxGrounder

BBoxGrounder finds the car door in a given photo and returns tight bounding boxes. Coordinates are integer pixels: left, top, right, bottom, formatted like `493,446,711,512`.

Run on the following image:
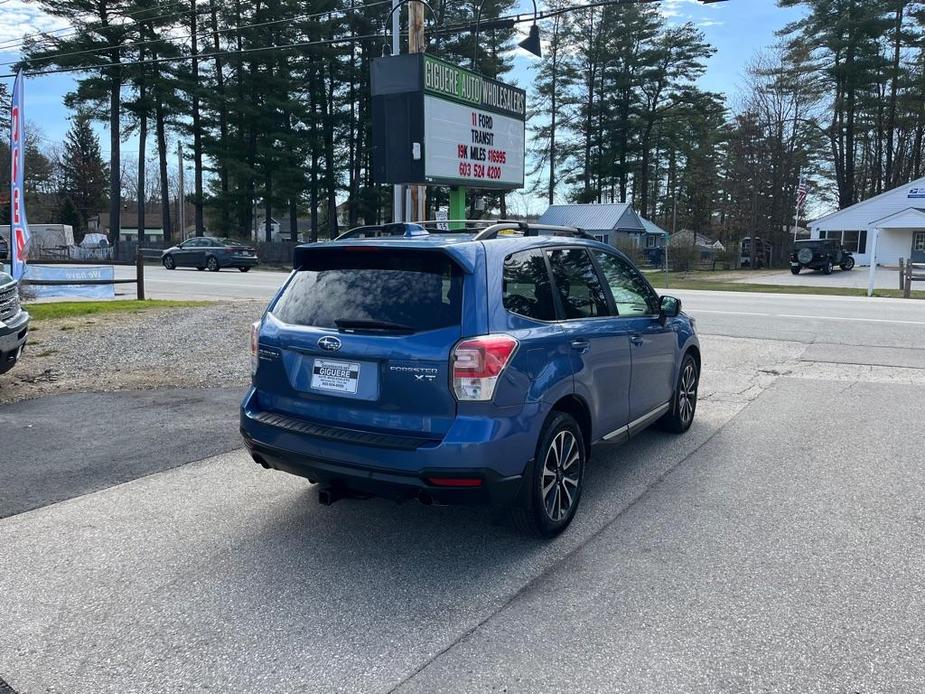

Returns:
545,246,632,442
192,238,213,267
591,249,676,425
173,240,195,267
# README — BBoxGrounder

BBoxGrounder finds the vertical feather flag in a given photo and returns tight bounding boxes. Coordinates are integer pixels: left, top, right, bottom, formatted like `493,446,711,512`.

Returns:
796,176,808,213
9,70,30,280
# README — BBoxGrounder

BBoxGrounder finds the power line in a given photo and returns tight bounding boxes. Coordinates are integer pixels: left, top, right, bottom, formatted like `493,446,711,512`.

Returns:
1,32,385,78
1,0,393,68
0,1,207,54
2,0,674,79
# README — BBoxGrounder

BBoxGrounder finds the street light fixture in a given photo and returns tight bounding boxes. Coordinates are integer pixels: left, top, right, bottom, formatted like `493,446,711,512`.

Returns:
472,0,541,70
518,21,542,59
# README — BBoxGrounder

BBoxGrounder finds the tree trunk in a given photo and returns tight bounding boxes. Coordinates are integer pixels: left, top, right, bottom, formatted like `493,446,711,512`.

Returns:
191,0,204,235
309,65,319,243
137,104,147,245
321,62,338,239
137,42,147,246
109,60,122,245
264,170,272,243
886,1,903,186
210,0,230,232
154,90,171,243
289,197,298,242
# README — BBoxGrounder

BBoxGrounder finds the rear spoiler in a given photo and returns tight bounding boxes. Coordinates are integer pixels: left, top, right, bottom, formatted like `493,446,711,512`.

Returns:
292,242,477,274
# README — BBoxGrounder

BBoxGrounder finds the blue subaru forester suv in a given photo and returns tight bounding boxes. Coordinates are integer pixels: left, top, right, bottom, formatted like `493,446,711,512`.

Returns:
241,221,700,537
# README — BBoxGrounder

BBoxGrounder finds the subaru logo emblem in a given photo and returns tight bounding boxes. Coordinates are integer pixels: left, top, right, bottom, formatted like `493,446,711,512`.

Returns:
318,335,342,352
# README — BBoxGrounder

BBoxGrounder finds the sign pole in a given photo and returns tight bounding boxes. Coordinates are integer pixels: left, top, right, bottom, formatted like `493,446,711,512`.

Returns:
449,187,466,229
409,0,426,222
391,0,403,223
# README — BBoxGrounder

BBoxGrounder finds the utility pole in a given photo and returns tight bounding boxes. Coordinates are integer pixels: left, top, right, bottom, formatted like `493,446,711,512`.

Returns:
667,185,677,289
409,0,426,222
391,0,403,224
178,141,186,241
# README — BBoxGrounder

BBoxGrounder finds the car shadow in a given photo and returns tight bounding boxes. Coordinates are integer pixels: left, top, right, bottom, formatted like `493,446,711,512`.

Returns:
220,420,714,611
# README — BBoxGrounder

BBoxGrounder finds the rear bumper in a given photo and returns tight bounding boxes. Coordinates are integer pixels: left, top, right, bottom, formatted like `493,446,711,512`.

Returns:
241,432,524,506
239,387,539,507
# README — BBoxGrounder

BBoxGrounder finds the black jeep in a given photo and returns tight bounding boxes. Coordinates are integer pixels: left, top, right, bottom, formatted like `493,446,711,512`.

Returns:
790,239,855,275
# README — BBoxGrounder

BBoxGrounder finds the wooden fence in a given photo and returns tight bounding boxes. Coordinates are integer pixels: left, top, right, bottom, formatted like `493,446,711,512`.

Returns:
899,258,925,298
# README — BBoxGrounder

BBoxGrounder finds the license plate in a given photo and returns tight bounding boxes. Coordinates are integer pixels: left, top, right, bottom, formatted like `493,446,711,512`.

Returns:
311,359,360,394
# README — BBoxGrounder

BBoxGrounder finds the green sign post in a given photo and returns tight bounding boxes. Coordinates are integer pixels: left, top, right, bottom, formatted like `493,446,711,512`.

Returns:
449,187,467,230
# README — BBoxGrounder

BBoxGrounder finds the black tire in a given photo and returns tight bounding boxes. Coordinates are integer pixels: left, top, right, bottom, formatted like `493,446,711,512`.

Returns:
206,256,220,272
660,353,699,434
239,266,250,272
196,266,205,271
790,266,800,275
511,411,585,538
162,254,176,270
822,260,833,275
841,257,855,271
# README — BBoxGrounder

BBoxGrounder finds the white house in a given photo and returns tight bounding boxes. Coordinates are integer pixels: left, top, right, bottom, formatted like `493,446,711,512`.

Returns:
810,177,925,268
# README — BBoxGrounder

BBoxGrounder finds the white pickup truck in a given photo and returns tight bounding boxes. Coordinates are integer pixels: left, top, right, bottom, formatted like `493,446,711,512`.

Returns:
0,271,29,374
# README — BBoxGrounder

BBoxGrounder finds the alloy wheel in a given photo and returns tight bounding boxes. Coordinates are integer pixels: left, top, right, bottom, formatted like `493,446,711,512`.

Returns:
541,430,581,522
678,361,698,426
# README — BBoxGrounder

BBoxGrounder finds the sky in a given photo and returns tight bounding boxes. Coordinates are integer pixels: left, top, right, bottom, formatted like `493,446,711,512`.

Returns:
0,0,807,185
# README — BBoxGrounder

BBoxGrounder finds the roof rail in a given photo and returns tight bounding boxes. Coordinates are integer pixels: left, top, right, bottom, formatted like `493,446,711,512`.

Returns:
472,222,595,242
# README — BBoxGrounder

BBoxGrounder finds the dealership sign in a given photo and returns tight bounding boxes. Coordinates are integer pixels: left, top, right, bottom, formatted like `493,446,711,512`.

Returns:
371,54,526,190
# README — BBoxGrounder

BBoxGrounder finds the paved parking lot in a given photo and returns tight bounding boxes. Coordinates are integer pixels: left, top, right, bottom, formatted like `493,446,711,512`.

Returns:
2,291,924,692
731,265,898,289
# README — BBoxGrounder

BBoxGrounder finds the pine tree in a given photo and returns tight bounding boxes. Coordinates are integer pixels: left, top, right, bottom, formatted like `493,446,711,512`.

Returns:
58,111,108,239
24,0,135,244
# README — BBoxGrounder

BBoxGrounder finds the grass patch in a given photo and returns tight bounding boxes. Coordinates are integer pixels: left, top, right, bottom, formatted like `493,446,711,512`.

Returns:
25,299,210,321
648,275,925,299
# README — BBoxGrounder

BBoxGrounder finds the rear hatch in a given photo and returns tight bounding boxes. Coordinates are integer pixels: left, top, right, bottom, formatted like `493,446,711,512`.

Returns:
254,245,468,441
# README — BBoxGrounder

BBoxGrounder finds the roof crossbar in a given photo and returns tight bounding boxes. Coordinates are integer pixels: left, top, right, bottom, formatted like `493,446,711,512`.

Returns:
472,222,595,241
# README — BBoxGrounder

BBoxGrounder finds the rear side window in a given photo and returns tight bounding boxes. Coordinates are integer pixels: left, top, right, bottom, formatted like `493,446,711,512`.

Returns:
546,248,611,319
272,249,462,332
503,249,557,321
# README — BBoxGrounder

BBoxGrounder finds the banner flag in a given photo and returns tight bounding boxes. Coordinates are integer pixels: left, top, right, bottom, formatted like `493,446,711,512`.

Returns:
796,175,808,213
9,69,30,280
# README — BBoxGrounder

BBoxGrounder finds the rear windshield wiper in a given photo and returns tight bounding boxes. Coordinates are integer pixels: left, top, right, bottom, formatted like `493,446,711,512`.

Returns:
334,318,416,333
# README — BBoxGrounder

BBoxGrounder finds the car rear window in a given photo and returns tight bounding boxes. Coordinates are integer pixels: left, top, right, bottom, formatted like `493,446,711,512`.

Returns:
272,249,463,332
503,249,557,321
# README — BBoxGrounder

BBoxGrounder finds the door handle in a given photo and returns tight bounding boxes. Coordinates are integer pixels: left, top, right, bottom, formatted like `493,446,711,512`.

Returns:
630,334,644,346
570,339,590,352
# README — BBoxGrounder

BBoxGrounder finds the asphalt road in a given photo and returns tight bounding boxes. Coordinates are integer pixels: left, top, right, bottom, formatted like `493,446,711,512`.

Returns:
0,388,245,519
124,264,925,347
2,289,925,692
115,264,290,301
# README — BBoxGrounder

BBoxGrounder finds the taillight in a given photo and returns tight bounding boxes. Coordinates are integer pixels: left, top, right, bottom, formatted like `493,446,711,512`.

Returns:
426,477,483,487
250,321,260,376
451,334,518,401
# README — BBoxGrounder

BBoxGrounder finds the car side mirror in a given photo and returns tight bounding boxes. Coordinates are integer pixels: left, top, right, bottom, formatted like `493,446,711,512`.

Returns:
660,295,681,318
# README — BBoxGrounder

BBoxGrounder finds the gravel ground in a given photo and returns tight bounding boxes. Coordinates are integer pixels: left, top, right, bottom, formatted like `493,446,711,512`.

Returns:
0,301,264,403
